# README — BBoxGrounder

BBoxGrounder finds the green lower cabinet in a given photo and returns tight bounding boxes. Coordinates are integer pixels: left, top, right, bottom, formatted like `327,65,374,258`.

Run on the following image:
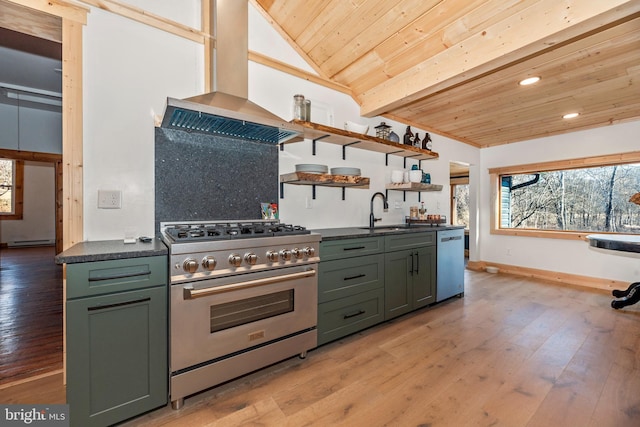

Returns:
384,245,436,320
66,256,167,427
317,288,385,345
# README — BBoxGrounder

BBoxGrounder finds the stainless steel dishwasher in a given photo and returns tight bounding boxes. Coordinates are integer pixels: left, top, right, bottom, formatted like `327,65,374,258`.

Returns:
436,228,465,302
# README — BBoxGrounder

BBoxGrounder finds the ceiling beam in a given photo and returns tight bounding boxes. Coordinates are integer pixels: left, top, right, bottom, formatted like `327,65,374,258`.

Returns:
359,0,640,117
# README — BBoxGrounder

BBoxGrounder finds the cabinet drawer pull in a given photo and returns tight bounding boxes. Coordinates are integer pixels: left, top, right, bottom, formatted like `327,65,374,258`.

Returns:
343,246,366,251
343,273,366,281
343,309,365,319
88,270,151,282
88,297,151,311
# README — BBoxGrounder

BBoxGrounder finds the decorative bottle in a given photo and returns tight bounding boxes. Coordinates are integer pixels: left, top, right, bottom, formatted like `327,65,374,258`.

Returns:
423,132,433,150
403,126,414,146
413,133,421,148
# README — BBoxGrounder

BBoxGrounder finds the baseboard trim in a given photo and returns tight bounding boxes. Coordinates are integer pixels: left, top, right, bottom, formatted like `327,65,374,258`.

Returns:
466,260,627,293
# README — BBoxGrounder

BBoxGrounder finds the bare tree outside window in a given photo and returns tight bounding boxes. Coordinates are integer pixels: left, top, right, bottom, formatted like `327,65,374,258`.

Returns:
501,163,640,234
0,159,14,214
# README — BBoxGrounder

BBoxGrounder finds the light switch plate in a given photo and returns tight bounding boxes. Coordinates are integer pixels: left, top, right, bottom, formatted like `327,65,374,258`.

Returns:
98,190,122,209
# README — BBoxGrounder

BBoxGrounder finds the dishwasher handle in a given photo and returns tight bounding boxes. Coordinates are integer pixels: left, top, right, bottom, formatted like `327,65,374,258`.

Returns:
441,235,462,242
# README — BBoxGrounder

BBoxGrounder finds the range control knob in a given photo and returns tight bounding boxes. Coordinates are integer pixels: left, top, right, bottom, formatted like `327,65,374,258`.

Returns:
228,253,242,267
279,249,292,261
291,248,303,259
183,258,198,274
202,256,217,271
244,253,258,265
303,246,316,258
266,250,279,263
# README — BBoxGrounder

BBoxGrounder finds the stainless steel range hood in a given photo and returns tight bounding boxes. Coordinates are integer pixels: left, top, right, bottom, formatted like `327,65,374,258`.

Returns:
160,0,302,144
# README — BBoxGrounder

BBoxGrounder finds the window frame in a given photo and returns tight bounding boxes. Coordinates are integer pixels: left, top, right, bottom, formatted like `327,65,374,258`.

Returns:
489,150,640,240
0,158,24,221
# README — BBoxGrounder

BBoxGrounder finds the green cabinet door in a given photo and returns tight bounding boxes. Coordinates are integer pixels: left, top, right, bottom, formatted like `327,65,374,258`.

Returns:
384,245,436,320
384,249,413,320
66,286,167,427
412,245,436,309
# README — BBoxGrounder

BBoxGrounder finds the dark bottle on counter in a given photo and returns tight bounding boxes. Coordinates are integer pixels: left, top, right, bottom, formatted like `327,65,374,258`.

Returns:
423,132,433,150
414,133,421,148
403,126,414,145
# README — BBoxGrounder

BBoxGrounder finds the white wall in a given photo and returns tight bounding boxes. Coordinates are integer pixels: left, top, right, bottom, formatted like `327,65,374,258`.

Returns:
0,161,55,244
478,120,640,283
82,2,202,240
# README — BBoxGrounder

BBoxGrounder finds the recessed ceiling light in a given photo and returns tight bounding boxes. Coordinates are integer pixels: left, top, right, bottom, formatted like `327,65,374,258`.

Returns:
519,76,540,86
563,112,579,119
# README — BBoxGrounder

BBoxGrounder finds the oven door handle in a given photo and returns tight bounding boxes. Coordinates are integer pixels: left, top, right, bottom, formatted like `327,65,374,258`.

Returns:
183,268,317,299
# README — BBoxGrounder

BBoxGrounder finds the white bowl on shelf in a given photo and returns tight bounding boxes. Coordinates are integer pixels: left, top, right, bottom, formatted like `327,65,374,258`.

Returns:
295,164,328,174
344,121,369,134
330,167,361,176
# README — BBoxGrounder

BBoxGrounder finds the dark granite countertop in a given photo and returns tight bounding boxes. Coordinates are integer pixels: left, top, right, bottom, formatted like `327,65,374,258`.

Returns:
586,234,640,254
55,238,168,264
312,224,465,241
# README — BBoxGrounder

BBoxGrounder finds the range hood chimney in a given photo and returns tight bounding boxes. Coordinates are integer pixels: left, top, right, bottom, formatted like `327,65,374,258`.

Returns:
160,0,301,144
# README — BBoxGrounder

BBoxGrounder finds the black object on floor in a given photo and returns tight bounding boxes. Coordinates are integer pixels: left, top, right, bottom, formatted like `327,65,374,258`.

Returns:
611,282,640,309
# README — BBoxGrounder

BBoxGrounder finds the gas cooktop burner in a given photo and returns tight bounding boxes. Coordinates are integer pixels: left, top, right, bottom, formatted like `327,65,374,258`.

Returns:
163,220,310,243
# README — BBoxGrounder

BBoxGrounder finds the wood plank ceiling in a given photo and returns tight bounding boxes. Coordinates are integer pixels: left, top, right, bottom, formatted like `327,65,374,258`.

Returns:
254,0,640,148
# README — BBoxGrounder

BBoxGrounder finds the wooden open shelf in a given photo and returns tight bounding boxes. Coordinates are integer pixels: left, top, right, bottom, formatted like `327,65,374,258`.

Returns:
281,172,370,188
280,171,370,200
284,120,439,162
385,182,443,192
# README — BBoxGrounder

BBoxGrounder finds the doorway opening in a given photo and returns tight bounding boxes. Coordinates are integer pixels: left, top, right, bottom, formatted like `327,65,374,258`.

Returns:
450,161,470,258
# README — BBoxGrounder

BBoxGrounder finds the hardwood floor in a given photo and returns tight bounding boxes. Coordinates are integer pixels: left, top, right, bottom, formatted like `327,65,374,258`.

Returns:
2,269,639,426
0,246,63,385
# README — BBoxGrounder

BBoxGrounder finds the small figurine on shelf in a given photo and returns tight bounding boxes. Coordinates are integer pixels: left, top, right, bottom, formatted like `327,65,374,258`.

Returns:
414,133,421,148
423,132,433,151
419,202,426,220
403,126,414,146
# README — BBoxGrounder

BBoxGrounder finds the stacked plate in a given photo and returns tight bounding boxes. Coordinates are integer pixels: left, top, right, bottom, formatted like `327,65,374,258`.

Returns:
295,164,328,174
330,167,361,176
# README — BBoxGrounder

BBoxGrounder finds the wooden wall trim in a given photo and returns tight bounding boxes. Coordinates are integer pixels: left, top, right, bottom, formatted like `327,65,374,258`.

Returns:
248,51,352,95
6,0,88,24
466,260,627,293
77,0,207,43
62,17,83,251
488,150,640,175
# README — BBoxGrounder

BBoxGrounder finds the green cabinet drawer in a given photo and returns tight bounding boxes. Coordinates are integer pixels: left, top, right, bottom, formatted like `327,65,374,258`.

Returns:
67,255,167,299
317,288,384,346
318,254,384,303
320,236,384,261
385,232,435,252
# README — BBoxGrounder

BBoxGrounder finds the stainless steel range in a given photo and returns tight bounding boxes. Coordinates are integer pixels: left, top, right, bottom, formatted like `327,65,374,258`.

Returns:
161,220,320,409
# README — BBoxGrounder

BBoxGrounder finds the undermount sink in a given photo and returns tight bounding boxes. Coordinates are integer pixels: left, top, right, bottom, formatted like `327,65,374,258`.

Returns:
360,225,411,231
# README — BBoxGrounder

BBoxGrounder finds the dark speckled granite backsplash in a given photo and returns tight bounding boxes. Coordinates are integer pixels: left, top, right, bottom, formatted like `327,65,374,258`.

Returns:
155,128,278,233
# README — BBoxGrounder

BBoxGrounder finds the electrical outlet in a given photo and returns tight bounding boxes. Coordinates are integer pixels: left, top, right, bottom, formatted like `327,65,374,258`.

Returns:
305,197,312,209
98,190,122,209
395,201,401,209
506,248,512,256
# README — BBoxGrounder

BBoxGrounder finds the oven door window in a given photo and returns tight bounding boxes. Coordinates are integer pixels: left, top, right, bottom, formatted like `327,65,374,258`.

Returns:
210,289,294,333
